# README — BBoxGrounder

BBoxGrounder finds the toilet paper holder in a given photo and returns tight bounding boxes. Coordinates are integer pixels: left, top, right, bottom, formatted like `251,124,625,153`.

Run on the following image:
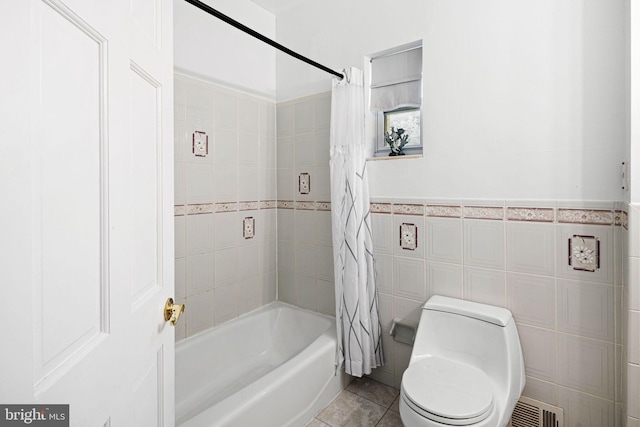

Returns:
389,318,418,345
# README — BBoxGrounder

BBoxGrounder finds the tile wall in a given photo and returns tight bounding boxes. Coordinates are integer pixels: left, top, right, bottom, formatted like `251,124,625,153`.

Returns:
276,92,630,426
369,199,627,426
276,92,336,316
173,73,277,340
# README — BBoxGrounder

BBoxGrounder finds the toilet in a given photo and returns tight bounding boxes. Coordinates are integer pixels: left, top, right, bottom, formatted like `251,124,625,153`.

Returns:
399,296,525,427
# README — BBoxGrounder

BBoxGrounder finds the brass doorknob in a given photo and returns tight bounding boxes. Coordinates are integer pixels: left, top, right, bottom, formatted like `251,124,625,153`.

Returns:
164,298,185,326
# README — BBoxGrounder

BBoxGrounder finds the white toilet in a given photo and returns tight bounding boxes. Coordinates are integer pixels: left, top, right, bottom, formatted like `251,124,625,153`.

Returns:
399,296,525,427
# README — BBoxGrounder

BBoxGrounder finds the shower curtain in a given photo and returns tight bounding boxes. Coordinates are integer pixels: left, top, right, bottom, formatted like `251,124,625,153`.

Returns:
330,67,384,377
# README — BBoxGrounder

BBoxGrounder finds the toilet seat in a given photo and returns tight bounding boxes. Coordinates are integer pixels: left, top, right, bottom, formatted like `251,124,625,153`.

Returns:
401,357,494,426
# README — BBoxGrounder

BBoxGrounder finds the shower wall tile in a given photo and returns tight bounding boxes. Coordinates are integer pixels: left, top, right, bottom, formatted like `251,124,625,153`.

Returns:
175,73,277,342
276,103,294,137
316,245,334,282
522,377,558,406
463,267,506,307
372,213,394,255
375,254,394,295
393,257,426,301
378,292,394,333
557,279,615,342
517,324,557,383
316,279,336,317
558,386,616,427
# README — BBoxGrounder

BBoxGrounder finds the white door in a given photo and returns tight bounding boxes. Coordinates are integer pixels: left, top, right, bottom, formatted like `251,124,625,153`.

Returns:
0,0,175,426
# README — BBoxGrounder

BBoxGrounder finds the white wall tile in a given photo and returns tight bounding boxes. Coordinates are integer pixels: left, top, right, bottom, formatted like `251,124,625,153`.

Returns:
393,257,426,301
175,257,186,301
506,222,555,276
186,290,214,336
517,324,557,383
629,311,640,364
261,239,277,274
213,88,237,130
463,267,506,307
214,248,238,288
295,243,316,278
214,212,239,250
278,241,295,275
463,219,505,269
316,279,335,316
175,162,186,205
628,363,640,418
294,98,314,134
185,213,214,255
314,210,333,246
426,217,463,264
175,216,186,258
375,253,394,295
372,213,394,255
558,333,615,399
294,134,314,166
214,165,238,202
394,341,413,380
276,168,294,200
277,136,294,169
557,279,614,342
238,132,259,166
238,243,260,280
295,209,316,243
278,272,296,305
393,296,424,325
427,261,463,299
214,283,238,325
312,165,331,200
259,168,277,200
316,245,334,282
213,128,238,164
186,252,215,296
185,81,213,124
238,275,261,316
186,163,214,204
238,167,260,201
556,224,614,284
296,275,316,311
507,272,556,329
394,214,425,259
260,136,276,169
259,102,276,137
378,292,394,333
629,205,640,258
313,132,330,166
557,386,615,427
277,209,295,242
314,94,331,130
277,103,294,137
238,96,259,135
630,257,640,311
522,376,558,406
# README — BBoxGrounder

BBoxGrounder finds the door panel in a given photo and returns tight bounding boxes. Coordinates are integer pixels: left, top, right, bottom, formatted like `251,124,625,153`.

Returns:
0,0,174,425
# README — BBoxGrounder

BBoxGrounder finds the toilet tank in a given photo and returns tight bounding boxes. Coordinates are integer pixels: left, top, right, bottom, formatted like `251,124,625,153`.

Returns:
410,296,525,394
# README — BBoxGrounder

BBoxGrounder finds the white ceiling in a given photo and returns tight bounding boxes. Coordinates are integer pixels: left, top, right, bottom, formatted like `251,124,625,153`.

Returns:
249,0,301,15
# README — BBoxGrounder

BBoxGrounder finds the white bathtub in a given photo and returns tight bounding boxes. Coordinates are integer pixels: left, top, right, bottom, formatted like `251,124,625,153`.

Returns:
176,301,347,427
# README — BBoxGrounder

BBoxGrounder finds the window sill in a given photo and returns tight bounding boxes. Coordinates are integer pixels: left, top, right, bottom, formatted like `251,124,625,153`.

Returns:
367,154,423,161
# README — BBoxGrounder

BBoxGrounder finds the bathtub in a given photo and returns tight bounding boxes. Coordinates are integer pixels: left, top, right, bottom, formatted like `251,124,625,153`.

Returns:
176,301,347,427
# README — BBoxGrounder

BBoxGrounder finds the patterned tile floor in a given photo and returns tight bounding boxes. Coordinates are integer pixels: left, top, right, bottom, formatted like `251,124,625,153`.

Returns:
307,377,404,427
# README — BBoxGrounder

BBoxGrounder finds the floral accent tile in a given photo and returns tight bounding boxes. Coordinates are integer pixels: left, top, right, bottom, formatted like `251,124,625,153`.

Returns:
507,207,555,222
238,201,260,211
569,235,599,272
243,217,255,239
215,202,238,213
192,130,208,157
316,201,331,211
622,210,629,230
557,209,614,225
299,172,311,194
392,204,424,216
371,203,393,214
187,203,214,215
463,206,504,220
400,223,418,250
425,205,461,218
174,205,186,216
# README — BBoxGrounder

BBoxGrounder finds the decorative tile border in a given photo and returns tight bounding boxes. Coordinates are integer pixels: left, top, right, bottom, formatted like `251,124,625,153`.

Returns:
557,209,615,225
215,202,238,213
371,203,393,214
425,205,461,218
463,206,505,220
187,203,214,215
507,207,555,222
239,201,260,211
174,199,629,229
392,204,425,216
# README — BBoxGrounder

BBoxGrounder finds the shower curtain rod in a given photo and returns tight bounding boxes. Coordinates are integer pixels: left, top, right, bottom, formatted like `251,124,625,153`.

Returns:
183,0,344,80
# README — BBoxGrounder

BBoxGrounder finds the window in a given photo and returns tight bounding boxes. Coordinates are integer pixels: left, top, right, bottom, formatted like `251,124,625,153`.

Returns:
370,43,423,157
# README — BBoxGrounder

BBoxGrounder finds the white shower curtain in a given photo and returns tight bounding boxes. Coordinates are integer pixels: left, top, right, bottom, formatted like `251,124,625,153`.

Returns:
330,67,384,377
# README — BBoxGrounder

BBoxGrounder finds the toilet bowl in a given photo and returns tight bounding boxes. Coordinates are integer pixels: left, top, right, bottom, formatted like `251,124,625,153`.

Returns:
399,296,525,427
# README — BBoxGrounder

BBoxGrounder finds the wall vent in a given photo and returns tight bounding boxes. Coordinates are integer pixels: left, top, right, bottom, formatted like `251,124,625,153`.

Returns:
508,396,564,427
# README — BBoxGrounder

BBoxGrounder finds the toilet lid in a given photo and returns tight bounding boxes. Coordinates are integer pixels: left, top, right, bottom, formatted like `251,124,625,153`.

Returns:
402,357,494,425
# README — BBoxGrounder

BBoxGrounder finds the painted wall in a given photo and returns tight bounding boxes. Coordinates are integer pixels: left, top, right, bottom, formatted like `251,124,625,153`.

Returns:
275,0,627,202
174,0,276,98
